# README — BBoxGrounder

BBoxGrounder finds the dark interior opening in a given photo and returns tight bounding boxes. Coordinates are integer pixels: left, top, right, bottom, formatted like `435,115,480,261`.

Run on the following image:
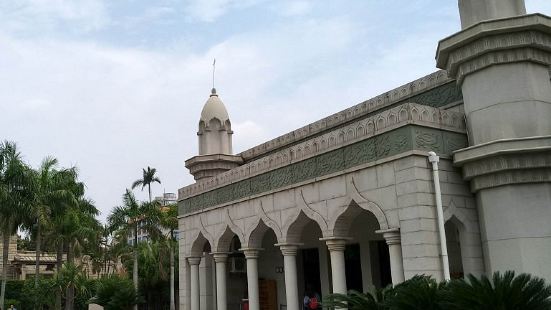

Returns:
345,243,363,292
301,248,322,297
376,240,392,288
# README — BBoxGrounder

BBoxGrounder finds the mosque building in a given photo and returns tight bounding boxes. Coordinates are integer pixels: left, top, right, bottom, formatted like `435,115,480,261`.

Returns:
177,1,551,309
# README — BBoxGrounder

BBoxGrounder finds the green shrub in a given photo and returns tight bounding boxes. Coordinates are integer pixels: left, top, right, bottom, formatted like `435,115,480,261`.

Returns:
4,299,20,309
445,271,551,310
5,280,25,302
20,278,57,309
89,275,140,310
323,271,551,310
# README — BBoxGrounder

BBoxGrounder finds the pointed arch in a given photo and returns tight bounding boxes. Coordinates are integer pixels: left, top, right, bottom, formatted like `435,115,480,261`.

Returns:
281,190,330,241
190,231,213,257
213,209,245,252
245,218,279,249
282,210,325,243
347,177,389,230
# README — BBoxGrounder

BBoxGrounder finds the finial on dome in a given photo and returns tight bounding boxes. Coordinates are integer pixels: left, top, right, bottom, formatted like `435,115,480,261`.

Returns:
210,88,217,96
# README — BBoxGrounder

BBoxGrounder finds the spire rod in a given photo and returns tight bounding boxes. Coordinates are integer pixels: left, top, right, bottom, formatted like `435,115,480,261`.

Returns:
212,58,216,89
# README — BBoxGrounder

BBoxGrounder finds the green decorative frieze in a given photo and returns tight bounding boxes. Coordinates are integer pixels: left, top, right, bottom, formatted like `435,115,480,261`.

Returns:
179,125,467,215
400,82,462,108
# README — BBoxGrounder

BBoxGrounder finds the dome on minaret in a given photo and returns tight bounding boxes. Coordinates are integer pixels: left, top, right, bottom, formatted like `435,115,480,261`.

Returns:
200,88,229,123
186,87,242,181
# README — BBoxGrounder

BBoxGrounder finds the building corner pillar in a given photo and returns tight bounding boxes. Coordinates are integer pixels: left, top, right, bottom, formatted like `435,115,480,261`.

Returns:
187,257,202,310
323,238,348,294
212,253,229,310
437,0,551,281
277,244,301,310
376,228,405,284
242,248,262,310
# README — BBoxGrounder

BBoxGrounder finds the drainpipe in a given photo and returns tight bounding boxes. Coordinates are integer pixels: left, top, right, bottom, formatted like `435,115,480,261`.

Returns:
428,151,451,281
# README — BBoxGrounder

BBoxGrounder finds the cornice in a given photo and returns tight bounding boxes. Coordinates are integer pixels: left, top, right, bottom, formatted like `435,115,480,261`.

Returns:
453,136,551,192
437,14,551,84
237,70,455,161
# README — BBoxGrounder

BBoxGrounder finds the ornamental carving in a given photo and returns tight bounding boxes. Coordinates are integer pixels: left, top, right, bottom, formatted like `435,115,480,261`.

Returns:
179,102,467,202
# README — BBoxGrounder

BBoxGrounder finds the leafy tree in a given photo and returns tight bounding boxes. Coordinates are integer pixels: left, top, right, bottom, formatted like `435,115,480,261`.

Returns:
0,141,33,310
131,166,161,202
108,189,162,309
160,203,178,310
55,263,96,310
134,241,172,309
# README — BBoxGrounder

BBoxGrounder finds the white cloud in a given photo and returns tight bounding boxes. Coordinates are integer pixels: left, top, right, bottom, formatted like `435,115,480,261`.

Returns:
233,120,269,151
0,0,109,34
183,0,262,22
278,1,313,17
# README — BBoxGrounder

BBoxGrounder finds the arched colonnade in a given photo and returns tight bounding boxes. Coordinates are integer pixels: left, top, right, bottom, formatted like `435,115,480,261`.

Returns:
184,197,406,310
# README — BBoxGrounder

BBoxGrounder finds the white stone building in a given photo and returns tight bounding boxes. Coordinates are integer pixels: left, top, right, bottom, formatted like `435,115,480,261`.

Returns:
177,1,551,310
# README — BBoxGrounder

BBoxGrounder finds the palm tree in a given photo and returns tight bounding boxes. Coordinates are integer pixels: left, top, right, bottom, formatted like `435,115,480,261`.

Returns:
0,141,33,310
323,289,390,310
63,203,100,310
27,157,77,288
445,271,551,310
131,167,161,202
160,203,178,310
108,189,162,310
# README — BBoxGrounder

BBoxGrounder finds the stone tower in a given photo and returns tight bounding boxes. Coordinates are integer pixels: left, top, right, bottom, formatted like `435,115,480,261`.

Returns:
437,0,551,279
185,88,242,180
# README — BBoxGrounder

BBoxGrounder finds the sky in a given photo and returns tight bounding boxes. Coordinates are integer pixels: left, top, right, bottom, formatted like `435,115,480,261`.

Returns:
2,0,551,222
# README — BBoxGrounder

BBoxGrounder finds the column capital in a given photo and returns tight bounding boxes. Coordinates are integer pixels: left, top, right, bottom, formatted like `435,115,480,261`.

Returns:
275,243,302,256
211,252,230,263
240,248,263,259
187,256,202,266
320,237,349,252
376,228,401,245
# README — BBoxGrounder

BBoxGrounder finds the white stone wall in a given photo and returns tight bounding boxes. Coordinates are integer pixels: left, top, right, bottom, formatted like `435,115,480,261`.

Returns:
178,154,484,309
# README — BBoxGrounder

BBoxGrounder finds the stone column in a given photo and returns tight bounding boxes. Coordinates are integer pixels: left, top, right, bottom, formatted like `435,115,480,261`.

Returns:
376,229,405,284
279,244,300,310
242,248,261,310
187,257,202,310
437,1,551,281
325,239,348,294
212,253,229,310
458,0,526,29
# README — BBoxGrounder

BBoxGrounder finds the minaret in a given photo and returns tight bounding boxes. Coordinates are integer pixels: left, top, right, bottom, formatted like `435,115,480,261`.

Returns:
185,88,242,181
198,88,233,155
437,0,551,280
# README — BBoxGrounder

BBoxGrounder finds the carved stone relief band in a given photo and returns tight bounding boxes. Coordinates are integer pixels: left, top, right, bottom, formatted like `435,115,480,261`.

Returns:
179,102,466,201
437,14,551,83
179,124,468,216
238,71,456,163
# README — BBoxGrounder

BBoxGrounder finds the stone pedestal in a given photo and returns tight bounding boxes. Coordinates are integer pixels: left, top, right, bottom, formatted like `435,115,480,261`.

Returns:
437,2,551,280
